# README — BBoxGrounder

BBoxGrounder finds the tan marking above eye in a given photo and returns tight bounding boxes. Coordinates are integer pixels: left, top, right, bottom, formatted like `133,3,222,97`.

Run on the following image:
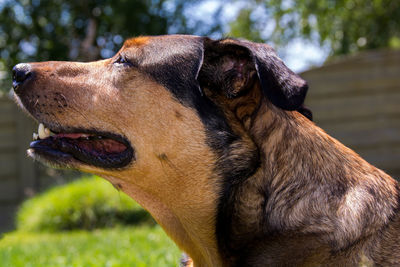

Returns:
124,36,150,47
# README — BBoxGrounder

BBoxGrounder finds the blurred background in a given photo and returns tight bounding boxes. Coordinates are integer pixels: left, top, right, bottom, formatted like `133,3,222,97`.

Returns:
0,0,399,266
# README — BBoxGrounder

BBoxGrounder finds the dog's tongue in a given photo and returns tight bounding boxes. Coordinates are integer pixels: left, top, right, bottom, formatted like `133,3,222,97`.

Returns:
32,134,127,155
71,138,127,154
55,133,90,139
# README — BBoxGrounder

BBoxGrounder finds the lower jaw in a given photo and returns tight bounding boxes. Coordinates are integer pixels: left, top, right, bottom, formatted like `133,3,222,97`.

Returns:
28,147,78,169
28,138,134,170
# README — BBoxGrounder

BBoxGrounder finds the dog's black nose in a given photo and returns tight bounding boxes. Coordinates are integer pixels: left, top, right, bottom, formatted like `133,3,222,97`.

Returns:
12,63,32,91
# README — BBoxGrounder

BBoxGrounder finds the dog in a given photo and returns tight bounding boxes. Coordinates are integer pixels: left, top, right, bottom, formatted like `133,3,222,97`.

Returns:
12,35,400,266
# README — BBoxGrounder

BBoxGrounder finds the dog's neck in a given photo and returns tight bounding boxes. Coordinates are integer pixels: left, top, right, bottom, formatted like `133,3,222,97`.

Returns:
103,172,223,267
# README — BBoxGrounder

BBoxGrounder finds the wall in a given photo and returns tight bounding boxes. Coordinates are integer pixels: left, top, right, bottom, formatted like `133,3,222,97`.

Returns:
302,49,400,179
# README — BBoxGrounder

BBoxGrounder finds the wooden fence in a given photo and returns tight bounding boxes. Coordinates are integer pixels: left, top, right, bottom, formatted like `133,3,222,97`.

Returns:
0,95,37,232
301,49,400,179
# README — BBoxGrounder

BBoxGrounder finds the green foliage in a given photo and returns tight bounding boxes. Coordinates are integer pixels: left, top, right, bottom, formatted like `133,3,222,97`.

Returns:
230,0,400,56
16,176,154,232
229,9,264,43
0,226,181,266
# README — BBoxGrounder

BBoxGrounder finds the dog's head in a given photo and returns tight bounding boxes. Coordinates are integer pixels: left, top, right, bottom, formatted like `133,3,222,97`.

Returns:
13,35,309,173
12,35,310,263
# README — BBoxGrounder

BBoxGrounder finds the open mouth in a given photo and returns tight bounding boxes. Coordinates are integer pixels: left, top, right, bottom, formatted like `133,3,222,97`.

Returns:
29,123,134,169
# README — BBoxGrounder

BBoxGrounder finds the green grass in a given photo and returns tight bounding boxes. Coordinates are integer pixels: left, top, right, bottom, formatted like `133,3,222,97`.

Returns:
2,177,181,266
0,226,181,267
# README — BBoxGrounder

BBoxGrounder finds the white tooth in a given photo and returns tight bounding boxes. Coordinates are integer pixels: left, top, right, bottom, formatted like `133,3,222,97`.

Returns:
44,128,50,136
33,133,38,140
38,123,50,139
38,123,44,138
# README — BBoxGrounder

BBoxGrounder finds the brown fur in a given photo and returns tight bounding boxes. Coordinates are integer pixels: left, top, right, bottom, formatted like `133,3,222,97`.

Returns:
13,35,400,266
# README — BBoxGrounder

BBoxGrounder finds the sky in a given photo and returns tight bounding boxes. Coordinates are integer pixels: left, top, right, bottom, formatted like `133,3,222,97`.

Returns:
283,39,329,73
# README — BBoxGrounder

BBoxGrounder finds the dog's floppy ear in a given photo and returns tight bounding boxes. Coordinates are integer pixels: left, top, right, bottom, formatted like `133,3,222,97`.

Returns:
199,38,308,111
238,39,308,110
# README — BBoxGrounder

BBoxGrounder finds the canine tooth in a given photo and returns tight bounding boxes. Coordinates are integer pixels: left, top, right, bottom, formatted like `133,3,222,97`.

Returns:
38,123,44,138
38,123,51,139
33,133,38,140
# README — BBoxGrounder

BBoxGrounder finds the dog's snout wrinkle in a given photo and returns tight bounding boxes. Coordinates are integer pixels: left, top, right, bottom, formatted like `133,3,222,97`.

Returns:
55,66,89,78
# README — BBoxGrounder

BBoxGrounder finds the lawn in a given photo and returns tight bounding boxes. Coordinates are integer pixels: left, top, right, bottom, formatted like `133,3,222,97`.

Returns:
0,225,181,267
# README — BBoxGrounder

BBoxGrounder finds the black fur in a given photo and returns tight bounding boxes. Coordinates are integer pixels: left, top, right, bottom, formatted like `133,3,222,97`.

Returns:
202,38,309,111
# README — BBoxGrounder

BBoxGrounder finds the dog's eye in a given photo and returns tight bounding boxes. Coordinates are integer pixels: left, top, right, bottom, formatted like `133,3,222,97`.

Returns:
115,55,132,66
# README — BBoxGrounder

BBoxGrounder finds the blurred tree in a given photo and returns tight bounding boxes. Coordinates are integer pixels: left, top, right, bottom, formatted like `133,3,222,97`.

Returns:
229,0,400,56
0,0,224,92
230,8,264,43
